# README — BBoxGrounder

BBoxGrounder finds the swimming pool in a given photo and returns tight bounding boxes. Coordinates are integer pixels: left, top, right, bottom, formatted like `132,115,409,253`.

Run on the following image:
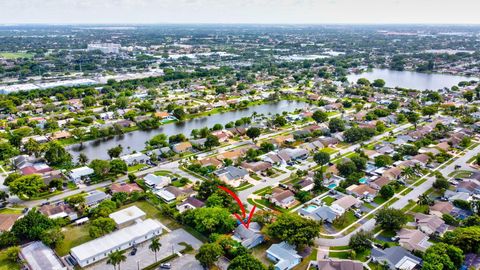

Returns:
359,177,367,184
302,205,318,213
328,183,337,189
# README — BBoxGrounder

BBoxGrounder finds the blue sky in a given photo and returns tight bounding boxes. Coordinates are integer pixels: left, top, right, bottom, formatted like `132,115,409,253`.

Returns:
1,0,480,24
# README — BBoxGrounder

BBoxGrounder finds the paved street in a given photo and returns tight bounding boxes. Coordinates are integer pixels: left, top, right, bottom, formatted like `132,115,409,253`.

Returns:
238,123,412,206
316,143,480,246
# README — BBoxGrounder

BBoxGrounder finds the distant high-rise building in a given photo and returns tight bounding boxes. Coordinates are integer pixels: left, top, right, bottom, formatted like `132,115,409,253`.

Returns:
87,43,121,54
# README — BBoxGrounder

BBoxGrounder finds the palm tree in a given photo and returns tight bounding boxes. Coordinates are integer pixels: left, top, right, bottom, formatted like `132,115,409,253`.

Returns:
402,167,415,179
107,250,126,270
77,153,88,165
149,238,162,262
418,194,432,206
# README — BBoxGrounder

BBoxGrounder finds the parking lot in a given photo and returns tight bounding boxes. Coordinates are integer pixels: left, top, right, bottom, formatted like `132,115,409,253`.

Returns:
85,228,202,270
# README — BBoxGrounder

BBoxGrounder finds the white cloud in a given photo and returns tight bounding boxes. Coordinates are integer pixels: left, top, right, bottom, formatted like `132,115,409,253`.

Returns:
0,0,479,24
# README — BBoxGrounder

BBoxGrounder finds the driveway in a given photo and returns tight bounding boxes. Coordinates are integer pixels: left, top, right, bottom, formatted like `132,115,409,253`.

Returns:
170,254,203,270
85,228,203,270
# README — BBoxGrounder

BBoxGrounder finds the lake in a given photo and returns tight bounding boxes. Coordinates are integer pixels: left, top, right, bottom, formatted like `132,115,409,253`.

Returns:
67,100,311,160
347,68,476,90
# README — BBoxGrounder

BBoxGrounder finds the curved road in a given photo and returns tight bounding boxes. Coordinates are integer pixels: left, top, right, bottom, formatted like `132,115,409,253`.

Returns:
316,143,480,246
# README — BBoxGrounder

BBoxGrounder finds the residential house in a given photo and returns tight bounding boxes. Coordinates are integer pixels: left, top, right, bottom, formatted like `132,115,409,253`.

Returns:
411,154,430,166
39,203,78,220
120,152,150,166
263,153,283,165
331,195,362,215
144,174,171,190
0,214,21,232
241,161,272,173
69,166,94,183
297,179,314,192
155,186,187,203
20,241,67,270
298,206,338,223
85,190,110,207
277,148,309,164
110,183,143,194
316,260,363,270
50,130,72,140
370,246,422,270
269,189,296,209
176,197,205,213
397,228,432,252
266,242,302,270
382,167,402,180
211,130,233,142
346,184,378,199
214,166,249,187
172,141,193,153
232,222,264,249
456,181,480,195
318,137,339,147
190,138,207,148
414,213,447,236
216,149,246,161
369,176,390,190
430,201,454,217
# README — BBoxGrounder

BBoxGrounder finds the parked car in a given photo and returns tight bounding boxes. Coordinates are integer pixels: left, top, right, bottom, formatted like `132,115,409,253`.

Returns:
160,263,171,269
130,247,137,256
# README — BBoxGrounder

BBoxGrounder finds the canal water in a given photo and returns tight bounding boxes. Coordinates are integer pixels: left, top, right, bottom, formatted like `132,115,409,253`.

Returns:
347,68,477,90
67,100,311,160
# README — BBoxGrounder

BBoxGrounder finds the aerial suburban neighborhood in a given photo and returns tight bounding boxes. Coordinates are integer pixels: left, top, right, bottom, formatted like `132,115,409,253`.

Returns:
1,2,480,270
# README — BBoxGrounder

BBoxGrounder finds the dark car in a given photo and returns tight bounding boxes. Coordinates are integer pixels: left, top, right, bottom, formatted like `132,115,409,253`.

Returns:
130,247,137,256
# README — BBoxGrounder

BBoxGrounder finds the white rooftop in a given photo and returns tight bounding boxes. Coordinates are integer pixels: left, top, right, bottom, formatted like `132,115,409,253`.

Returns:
71,219,162,262
20,241,66,270
69,166,94,179
109,206,146,225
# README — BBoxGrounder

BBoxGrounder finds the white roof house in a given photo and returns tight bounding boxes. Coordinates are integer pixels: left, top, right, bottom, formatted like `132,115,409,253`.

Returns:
71,219,162,267
20,241,66,270
144,174,171,189
155,189,176,203
109,206,146,228
69,166,94,182
120,152,150,165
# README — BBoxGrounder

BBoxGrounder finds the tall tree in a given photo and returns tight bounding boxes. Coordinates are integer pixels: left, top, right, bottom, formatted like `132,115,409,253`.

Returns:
266,213,321,248
246,127,261,142
106,250,126,270
149,238,161,262
195,243,223,268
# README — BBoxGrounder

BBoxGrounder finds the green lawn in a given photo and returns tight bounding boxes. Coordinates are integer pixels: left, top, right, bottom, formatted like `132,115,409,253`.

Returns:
332,211,358,230
120,200,162,220
329,250,351,259
234,182,254,191
0,52,33,59
253,186,273,195
0,249,20,270
322,196,336,206
55,224,92,256
373,196,387,205
411,204,429,214
128,163,147,172
0,208,23,215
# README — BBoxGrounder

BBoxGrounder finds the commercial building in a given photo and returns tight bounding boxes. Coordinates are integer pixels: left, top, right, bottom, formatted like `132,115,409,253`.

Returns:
87,43,121,54
109,206,146,228
70,219,162,267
